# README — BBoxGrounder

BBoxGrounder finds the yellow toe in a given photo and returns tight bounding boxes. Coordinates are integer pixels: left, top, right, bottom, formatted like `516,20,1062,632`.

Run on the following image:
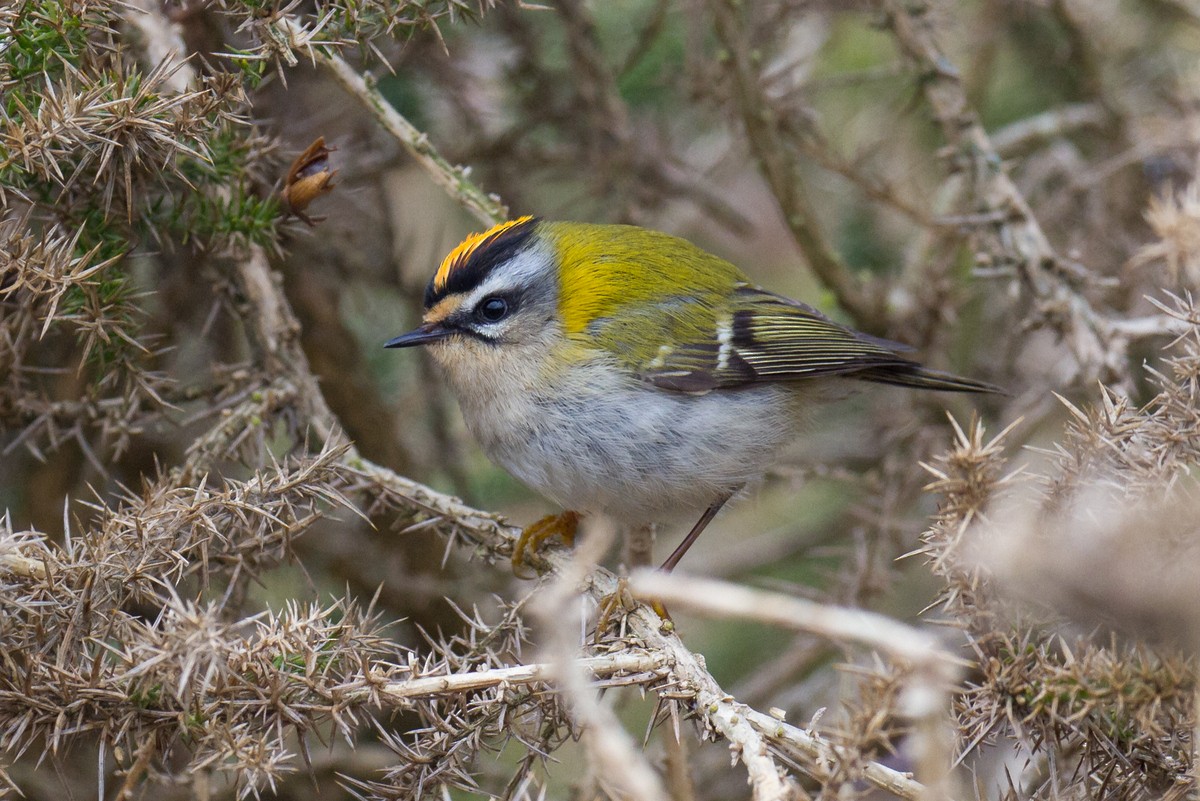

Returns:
511,510,580,578
593,579,672,641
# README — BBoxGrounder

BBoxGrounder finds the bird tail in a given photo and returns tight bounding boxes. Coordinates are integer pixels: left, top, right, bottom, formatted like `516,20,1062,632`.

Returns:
857,366,1004,394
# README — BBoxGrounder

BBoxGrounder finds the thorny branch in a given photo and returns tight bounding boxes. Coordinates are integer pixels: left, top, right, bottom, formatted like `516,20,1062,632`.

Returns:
629,571,960,800
354,453,944,801
368,652,669,705
7,0,1200,798
533,521,675,801
879,0,1179,387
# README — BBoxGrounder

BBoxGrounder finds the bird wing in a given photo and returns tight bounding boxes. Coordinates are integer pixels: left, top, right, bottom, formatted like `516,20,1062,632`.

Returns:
634,285,921,393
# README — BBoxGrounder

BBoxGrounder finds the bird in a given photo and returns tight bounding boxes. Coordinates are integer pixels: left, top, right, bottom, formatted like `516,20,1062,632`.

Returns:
386,216,998,577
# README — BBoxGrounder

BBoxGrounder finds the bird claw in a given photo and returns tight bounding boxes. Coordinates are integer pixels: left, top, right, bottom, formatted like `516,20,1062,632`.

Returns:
511,510,580,578
594,577,672,642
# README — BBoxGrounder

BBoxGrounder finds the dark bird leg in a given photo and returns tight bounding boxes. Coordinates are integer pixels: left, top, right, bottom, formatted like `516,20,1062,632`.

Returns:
599,490,739,633
660,489,737,573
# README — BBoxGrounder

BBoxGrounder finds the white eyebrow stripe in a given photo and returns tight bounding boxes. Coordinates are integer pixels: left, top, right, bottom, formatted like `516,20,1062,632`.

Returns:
455,240,554,319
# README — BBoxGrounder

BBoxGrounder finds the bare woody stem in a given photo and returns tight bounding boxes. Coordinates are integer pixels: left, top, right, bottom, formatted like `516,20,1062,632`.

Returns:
282,19,509,227
364,653,668,705
354,452,943,800
629,571,961,801
877,0,1150,385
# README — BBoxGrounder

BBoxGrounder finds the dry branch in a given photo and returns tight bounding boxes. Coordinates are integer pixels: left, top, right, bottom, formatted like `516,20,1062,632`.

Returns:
629,571,961,800
280,17,509,227
6,1,1200,797
374,652,666,702
879,0,1174,386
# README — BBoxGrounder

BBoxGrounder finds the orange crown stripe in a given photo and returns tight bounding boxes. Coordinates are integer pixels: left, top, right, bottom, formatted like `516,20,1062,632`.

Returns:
434,216,535,291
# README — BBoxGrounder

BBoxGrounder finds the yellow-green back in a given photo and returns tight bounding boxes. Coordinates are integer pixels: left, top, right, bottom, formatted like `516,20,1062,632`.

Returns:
536,220,999,395
540,221,746,365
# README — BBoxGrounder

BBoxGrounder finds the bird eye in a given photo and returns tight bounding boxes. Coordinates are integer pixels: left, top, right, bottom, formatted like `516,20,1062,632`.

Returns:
477,296,509,322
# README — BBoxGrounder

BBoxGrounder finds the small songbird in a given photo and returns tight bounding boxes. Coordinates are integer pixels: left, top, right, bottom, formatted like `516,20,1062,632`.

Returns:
386,217,997,574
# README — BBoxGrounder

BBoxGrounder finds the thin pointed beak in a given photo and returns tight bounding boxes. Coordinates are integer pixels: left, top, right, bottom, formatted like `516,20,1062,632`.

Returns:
384,322,451,348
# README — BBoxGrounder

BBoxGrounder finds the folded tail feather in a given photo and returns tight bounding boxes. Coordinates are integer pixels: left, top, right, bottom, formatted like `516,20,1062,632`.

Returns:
855,365,1004,394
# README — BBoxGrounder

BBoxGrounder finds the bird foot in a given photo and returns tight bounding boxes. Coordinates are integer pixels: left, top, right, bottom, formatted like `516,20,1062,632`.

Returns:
511,510,580,579
594,577,672,641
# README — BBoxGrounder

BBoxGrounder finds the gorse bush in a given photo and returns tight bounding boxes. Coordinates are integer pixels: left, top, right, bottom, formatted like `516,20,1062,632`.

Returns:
3,1,1200,799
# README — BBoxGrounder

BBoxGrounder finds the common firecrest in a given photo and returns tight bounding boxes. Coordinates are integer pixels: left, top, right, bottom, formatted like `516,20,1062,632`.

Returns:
386,217,997,574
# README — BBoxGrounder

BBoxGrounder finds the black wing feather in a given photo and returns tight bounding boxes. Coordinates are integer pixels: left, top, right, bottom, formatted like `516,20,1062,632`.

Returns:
640,287,998,394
